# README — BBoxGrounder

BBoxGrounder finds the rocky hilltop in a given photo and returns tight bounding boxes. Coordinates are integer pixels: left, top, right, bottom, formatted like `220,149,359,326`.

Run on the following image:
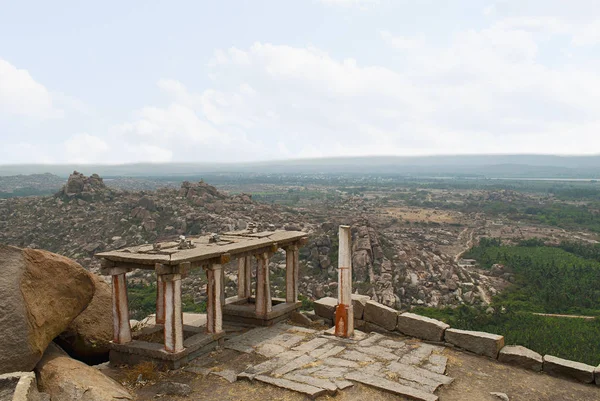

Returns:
0,172,509,310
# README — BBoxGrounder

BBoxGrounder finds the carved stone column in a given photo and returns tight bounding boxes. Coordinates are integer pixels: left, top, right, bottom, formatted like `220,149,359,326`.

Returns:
255,252,272,317
155,272,165,324
162,272,184,353
237,256,252,299
207,264,224,334
109,268,132,344
285,245,299,303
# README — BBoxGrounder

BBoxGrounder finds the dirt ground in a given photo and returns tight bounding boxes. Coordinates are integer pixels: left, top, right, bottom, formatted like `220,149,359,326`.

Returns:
437,348,600,401
384,207,461,224
106,345,600,401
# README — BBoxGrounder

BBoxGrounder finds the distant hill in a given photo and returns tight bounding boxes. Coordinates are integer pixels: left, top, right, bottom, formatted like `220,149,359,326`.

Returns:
1,154,599,178
0,173,65,198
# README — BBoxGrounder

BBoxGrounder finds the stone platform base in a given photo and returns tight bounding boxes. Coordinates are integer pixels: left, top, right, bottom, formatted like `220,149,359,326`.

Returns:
109,324,225,370
223,296,301,326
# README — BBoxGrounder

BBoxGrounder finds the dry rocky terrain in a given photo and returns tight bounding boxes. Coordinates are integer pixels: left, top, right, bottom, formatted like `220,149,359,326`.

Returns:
0,171,523,312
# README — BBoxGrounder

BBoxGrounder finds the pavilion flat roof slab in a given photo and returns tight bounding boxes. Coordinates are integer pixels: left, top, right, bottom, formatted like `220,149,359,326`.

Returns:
96,230,307,267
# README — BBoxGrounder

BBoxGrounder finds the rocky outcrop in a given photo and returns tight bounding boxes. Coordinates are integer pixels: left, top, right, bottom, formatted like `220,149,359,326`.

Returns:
57,171,109,200
179,180,225,201
0,245,95,374
35,344,132,401
55,274,112,365
303,220,506,311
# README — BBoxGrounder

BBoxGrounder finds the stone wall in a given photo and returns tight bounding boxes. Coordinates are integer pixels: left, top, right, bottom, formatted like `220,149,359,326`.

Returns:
313,297,600,387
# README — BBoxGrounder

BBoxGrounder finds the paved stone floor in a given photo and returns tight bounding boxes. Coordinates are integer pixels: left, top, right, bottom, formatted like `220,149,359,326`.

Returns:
115,315,600,400
194,322,453,400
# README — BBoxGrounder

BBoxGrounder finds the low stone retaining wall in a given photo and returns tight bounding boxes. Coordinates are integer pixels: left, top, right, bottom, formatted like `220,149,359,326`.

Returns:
313,297,600,387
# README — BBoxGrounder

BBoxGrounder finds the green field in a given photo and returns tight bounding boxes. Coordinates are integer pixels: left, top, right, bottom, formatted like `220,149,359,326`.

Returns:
414,240,600,365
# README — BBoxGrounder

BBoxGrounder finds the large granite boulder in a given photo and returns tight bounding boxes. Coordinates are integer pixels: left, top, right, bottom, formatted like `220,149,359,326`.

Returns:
35,344,132,401
55,274,113,365
0,245,95,374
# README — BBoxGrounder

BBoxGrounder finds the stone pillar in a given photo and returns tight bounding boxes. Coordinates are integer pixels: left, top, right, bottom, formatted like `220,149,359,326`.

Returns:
163,273,184,353
285,245,299,303
207,264,224,334
255,252,272,317
111,271,132,344
156,273,165,324
335,225,354,338
220,267,226,307
237,256,252,299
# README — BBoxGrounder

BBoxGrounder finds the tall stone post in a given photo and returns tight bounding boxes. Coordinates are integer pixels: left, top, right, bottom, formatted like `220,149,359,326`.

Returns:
335,225,354,338
163,273,184,353
237,256,252,299
207,264,224,334
155,271,165,324
285,245,299,303
111,270,132,344
255,252,272,317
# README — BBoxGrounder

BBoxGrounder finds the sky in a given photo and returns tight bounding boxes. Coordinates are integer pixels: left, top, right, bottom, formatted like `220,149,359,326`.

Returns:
1,0,599,164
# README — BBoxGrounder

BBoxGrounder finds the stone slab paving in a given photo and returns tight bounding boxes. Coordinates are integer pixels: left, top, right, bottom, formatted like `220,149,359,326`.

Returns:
346,372,439,401
228,322,453,399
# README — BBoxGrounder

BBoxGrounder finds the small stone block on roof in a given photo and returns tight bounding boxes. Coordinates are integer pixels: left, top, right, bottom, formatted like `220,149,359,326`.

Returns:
498,345,542,371
444,328,504,359
396,312,449,342
543,355,595,383
314,297,338,321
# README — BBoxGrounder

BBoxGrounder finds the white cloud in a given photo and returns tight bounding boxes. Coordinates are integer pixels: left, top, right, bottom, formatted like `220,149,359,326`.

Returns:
100,79,269,163
196,28,600,157
0,58,62,118
63,134,109,164
571,19,600,46
0,142,56,164
318,0,380,7
5,3,600,164
380,31,424,50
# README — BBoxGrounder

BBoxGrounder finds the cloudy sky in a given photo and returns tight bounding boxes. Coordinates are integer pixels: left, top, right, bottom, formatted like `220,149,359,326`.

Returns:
1,0,599,164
